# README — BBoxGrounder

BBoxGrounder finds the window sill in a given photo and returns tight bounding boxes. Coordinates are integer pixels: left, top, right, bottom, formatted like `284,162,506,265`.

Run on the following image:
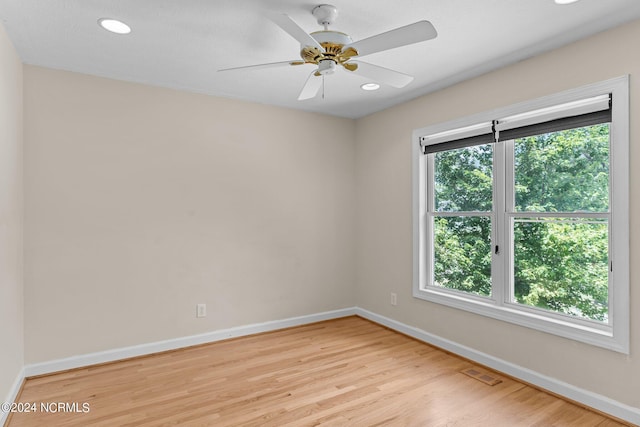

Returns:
413,286,627,354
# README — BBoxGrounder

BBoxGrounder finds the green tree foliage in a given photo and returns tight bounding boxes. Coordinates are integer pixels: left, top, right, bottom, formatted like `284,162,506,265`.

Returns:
514,220,608,321
514,125,609,212
513,124,609,321
435,144,493,212
434,145,493,297
434,216,491,296
433,125,610,321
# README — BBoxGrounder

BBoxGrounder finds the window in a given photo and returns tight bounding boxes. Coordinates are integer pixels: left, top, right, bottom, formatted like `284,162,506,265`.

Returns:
412,77,629,353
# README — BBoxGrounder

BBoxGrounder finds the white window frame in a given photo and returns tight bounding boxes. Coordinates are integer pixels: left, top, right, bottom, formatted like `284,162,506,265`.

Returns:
412,76,629,353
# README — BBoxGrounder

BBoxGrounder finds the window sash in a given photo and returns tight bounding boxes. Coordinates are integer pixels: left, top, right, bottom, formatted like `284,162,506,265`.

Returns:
425,138,613,326
428,134,613,317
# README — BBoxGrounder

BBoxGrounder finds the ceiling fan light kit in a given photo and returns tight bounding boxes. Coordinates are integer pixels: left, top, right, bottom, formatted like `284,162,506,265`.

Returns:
218,4,437,101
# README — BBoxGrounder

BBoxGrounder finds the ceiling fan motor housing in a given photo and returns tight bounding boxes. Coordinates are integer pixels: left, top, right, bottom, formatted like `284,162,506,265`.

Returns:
310,30,352,46
300,30,355,66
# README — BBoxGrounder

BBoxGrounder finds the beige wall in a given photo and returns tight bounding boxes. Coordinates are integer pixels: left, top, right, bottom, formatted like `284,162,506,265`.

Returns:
0,23,24,401
355,19,640,408
23,67,356,363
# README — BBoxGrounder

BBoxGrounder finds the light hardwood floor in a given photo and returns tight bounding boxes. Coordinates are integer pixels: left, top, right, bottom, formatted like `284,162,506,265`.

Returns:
6,316,630,426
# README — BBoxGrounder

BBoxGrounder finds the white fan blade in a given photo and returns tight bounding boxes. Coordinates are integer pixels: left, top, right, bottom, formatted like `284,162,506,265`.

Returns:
298,71,322,100
349,61,413,88
346,21,437,57
268,12,324,50
218,60,304,72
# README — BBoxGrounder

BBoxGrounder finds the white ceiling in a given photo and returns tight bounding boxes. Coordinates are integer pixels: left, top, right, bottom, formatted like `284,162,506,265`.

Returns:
2,0,640,118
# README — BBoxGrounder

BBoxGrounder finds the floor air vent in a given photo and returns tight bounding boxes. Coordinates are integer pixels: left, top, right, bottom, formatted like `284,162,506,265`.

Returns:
461,368,503,386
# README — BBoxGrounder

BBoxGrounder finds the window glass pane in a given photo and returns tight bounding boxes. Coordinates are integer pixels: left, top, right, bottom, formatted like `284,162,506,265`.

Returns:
434,216,491,297
514,124,609,212
513,217,608,322
435,144,493,212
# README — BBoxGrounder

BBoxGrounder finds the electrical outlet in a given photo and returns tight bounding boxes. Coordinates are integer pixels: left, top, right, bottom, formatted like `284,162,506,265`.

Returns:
390,292,397,306
196,303,206,318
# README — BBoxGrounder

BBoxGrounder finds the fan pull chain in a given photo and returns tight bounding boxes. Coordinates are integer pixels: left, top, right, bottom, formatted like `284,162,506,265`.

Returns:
322,75,325,99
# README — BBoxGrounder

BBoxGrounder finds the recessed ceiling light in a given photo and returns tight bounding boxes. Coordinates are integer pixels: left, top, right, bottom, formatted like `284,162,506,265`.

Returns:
361,83,380,91
554,0,580,4
98,18,131,35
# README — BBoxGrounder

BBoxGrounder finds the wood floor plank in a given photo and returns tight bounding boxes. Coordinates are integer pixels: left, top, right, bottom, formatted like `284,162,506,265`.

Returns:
5,316,631,426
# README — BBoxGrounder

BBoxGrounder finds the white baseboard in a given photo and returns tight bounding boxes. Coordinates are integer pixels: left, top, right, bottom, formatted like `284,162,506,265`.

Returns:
354,307,640,426
23,307,357,377
1,367,25,426
12,306,639,425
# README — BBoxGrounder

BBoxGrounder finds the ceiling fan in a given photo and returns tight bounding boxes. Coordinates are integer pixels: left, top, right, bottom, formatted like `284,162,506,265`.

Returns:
218,4,437,100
